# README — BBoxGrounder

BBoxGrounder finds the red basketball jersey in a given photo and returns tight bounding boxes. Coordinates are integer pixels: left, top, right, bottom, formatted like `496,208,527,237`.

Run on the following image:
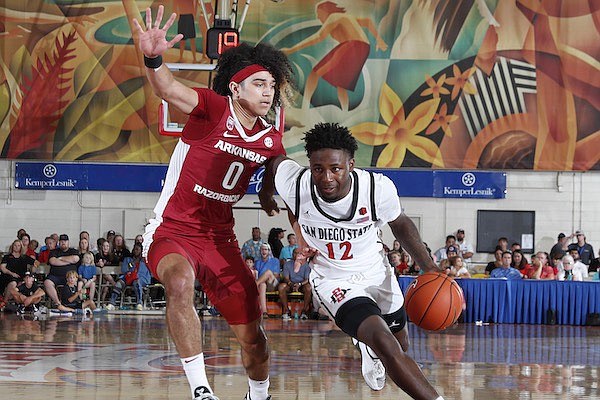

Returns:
144,89,284,246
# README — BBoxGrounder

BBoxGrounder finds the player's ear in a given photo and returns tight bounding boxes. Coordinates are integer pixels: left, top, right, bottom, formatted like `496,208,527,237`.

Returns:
348,157,355,171
229,81,240,98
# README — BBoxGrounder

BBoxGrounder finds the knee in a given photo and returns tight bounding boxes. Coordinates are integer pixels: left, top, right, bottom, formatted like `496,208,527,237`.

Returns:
277,283,287,296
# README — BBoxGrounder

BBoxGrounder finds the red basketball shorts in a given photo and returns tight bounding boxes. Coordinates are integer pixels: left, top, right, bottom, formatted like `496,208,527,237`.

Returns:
147,235,260,324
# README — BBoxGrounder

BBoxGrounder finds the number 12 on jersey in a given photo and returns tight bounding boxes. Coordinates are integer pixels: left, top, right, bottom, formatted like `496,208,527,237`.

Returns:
326,241,353,260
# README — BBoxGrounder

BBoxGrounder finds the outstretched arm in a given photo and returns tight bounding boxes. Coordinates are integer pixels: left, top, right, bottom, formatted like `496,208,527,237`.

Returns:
258,154,289,216
132,5,197,114
388,214,439,273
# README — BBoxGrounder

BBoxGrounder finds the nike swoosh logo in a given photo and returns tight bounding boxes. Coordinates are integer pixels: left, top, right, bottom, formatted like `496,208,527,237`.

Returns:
184,357,199,364
389,321,401,328
223,131,237,138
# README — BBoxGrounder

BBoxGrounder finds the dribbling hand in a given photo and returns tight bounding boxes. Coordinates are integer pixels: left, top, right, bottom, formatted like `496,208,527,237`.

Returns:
132,5,183,58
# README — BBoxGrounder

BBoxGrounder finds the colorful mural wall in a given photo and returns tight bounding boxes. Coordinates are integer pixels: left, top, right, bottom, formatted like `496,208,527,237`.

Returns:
1,0,599,170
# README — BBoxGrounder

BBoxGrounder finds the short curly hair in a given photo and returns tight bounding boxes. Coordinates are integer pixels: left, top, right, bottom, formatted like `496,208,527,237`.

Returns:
303,122,358,158
212,42,295,108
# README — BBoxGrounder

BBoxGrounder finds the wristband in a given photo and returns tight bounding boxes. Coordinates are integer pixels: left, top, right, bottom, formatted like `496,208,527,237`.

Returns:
144,55,163,69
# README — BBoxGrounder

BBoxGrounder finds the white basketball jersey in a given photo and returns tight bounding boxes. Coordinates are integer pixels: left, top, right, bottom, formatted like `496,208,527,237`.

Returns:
275,160,402,280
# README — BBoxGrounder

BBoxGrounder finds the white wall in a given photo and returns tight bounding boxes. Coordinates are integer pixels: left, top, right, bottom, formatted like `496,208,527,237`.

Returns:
1,160,599,264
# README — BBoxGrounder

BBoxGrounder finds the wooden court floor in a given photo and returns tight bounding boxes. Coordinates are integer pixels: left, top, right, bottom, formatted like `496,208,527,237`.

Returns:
1,311,600,400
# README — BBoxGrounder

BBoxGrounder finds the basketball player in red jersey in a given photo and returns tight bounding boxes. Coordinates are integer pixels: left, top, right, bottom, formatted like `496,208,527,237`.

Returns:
132,6,294,400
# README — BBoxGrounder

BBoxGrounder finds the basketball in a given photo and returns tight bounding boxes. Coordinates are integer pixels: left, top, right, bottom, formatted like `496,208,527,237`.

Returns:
404,272,464,331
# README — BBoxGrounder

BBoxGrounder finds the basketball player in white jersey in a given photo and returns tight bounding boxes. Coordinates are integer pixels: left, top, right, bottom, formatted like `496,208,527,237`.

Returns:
265,122,444,399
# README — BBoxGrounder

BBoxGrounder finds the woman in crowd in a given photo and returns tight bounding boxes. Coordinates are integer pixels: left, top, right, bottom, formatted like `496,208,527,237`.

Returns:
112,234,131,263
0,240,39,303
95,238,118,301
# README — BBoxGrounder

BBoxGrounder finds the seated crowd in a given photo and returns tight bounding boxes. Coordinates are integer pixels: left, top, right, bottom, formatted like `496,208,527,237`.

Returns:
0,228,152,314
2,226,598,318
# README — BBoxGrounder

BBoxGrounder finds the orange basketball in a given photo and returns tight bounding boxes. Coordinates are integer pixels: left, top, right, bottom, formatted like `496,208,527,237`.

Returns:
404,272,464,331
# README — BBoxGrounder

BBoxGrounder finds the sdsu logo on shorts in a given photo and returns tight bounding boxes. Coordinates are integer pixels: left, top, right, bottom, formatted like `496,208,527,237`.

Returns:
264,137,273,148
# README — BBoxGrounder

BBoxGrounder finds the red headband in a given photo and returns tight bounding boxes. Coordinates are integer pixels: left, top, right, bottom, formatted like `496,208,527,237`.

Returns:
230,64,269,84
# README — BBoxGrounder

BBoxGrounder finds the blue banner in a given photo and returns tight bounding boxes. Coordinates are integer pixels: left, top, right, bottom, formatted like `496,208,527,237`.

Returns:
15,162,506,199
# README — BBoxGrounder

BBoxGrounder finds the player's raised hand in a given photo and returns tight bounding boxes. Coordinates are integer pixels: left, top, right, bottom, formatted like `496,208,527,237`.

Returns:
132,5,183,58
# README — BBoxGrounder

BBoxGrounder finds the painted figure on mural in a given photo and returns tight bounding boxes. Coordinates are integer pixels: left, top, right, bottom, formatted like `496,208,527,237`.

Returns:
281,1,387,112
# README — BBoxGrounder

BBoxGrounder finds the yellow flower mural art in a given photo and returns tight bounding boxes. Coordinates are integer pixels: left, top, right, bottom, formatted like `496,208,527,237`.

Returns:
420,74,449,99
352,84,444,168
445,64,477,100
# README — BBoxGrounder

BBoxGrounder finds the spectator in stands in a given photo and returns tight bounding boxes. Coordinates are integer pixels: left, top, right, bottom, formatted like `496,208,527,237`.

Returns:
60,270,96,313
80,231,97,254
10,271,45,314
245,255,258,280
17,228,27,240
512,250,533,278
557,255,585,281
255,243,280,318
1,239,39,303
434,235,456,262
279,233,298,262
105,243,151,311
134,234,144,245
568,230,594,266
536,251,555,280
391,239,402,253
491,251,522,279
446,245,459,259
550,253,564,278
112,234,131,263
447,255,471,278
455,229,474,263
106,229,116,245
567,249,589,279
19,233,37,258
511,242,521,253
28,239,40,259
78,252,97,301
44,234,80,311
95,238,118,301
267,228,286,260
278,248,312,320
241,227,264,262
549,232,571,261
37,236,57,265
407,262,422,275
390,251,410,276
78,238,91,259
485,246,503,275
526,253,542,279
589,249,600,273
497,237,509,252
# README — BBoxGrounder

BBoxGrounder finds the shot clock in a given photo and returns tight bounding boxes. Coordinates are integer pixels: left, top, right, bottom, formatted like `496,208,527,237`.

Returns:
206,19,239,59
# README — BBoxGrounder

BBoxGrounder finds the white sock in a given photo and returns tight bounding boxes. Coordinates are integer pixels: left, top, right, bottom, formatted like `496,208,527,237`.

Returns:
435,396,445,400
181,353,212,397
248,376,270,400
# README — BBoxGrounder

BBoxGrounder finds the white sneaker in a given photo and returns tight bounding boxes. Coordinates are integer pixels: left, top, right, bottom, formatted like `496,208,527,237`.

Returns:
353,338,386,390
193,386,219,399
105,304,115,311
136,304,143,311
281,313,291,321
83,307,92,316
244,392,271,400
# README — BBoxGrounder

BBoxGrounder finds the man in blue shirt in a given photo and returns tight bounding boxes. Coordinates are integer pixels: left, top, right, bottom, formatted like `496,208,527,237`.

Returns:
255,243,281,318
278,248,311,320
491,251,522,279
278,233,298,262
